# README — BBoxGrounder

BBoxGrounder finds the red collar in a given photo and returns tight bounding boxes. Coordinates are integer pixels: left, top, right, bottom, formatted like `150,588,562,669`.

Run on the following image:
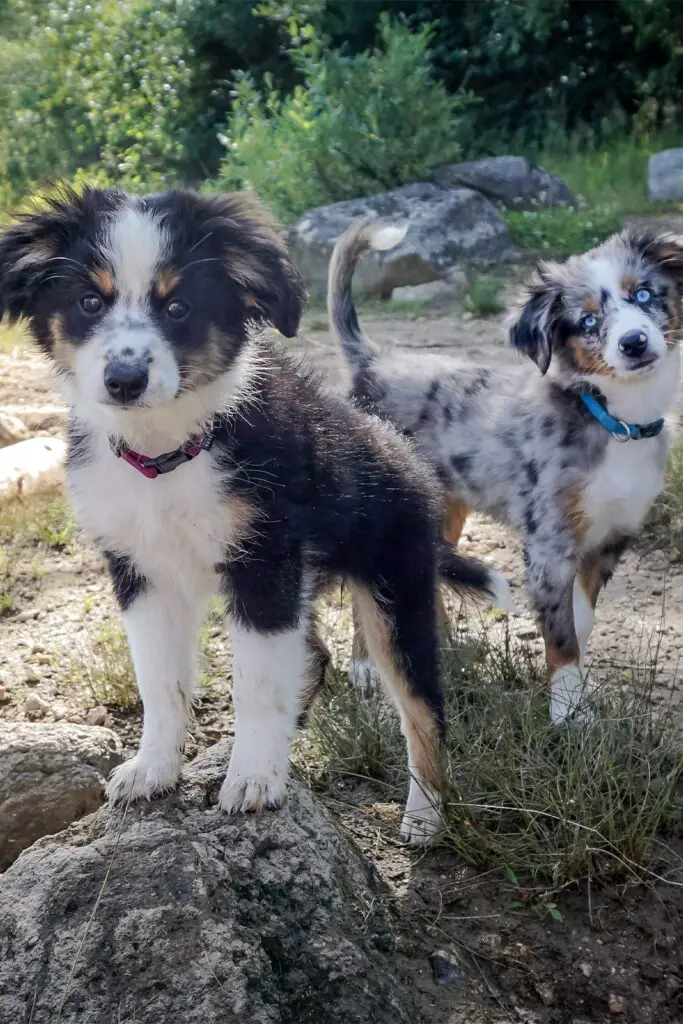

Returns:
109,431,214,479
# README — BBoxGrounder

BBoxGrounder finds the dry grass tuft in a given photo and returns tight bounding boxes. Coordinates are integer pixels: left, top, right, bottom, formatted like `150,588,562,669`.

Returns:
303,619,683,893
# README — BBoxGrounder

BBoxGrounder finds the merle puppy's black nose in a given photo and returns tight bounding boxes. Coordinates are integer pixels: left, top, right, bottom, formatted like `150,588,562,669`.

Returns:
104,360,149,403
618,329,648,359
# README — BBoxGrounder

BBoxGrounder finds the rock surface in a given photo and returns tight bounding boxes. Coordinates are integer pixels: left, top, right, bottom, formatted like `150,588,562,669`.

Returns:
285,182,516,297
0,410,28,447
430,155,576,209
648,148,683,202
0,741,416,1024
0,435,66,498
0,722,122,871
392,274,467,304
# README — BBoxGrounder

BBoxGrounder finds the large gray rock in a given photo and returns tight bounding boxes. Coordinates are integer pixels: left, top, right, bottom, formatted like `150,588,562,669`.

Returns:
0,741,416,1023
0,722,122,871
285,182,516,298
648,148,683,202
430,156,575,210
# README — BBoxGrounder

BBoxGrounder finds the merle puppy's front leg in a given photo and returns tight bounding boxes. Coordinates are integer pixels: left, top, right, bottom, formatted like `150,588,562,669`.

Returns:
219,542,307,813
525,530,595,723
106,561,200,802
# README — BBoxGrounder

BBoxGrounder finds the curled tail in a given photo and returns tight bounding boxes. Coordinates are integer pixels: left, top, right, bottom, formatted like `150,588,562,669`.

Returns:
439,545,513,613
327,218,407,400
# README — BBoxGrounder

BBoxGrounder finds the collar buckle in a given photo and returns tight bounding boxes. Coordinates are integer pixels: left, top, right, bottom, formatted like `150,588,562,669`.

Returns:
611,420,633,442
108,429,215,479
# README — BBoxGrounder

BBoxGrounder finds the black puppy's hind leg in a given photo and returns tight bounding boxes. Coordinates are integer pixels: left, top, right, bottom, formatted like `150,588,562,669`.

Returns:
351,572,445,846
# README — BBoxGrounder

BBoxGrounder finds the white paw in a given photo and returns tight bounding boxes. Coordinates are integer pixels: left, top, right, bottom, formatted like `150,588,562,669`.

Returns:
106,750,182,804
400,780,442,847
347,659,382,692
550,664,598,724
218,767,288,814
486,570,514,614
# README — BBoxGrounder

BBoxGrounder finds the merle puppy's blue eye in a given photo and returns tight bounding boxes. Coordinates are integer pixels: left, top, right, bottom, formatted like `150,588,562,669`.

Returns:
580,313,598,332
79,293,103,316
634,286,652,305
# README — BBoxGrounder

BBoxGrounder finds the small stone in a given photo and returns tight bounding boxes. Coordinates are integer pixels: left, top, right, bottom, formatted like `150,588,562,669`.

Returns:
85,706,107,727
477,932,502,954
0,686,10,705
51,704,69,721
516,628,539,641
14,610,38,623
429,949,466,988
24,670,41,686
535,981,556,1006
579,962,593,978
31,644,45,655
608,993,626,1014
24,695,50,720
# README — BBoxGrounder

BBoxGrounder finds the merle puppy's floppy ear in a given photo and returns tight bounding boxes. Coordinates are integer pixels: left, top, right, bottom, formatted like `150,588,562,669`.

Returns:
201,192,307,338
632,230,683,284
509,267,563,375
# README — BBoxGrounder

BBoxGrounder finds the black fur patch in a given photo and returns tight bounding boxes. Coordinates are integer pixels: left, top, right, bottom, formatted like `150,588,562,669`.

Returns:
104,551,147,611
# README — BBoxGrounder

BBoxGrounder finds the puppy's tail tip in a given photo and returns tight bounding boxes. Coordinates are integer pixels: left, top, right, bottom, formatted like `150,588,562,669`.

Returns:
439,548,513,613
367,220,409,252
328,217,407,392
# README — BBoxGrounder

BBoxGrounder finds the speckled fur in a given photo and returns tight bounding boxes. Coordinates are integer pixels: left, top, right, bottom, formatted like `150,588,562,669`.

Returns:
330,222,683,718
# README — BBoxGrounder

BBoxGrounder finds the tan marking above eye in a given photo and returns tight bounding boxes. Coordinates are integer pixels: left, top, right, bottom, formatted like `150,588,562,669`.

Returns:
155,270,181,299
620,275,638,296
90,268,115,297
581,296,600,315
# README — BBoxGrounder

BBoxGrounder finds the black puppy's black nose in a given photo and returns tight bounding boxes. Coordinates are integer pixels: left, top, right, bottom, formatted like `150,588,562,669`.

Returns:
618,329,648,359
104,360,149,403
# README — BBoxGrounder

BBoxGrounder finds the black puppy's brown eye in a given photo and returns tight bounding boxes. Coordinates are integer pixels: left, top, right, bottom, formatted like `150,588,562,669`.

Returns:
80,293,103,315
166,299,190,321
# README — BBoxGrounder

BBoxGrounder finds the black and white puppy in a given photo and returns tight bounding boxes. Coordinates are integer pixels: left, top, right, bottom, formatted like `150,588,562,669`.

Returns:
330,220,682,722
0,187,509,843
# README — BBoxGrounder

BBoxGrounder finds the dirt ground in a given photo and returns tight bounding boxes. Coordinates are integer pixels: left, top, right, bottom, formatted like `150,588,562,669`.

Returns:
1,272,683,1022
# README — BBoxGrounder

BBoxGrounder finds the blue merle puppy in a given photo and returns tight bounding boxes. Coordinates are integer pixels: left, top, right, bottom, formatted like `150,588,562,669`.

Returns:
330,220,682,722
0,187,511,844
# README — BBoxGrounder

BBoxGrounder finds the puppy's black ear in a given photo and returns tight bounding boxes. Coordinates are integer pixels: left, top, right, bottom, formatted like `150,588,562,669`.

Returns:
0,215,57,324
207,192,307,338
0,187,119,324
509,273,562,375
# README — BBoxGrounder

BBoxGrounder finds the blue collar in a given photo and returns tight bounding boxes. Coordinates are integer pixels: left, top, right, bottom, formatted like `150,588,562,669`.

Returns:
579,393,665,442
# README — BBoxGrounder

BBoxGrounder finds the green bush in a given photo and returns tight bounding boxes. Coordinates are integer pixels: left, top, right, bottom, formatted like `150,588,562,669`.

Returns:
463,276,506,318
211,15,470,222
505,205,623,255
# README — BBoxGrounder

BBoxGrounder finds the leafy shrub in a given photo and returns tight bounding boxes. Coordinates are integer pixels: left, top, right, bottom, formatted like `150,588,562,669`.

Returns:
212,15,470,222
463,276,506,317
505,205,623,255
0,0,288,200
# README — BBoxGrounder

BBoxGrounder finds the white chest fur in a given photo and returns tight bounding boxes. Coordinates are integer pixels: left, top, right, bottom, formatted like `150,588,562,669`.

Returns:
68,432,233,599
582,435,666,551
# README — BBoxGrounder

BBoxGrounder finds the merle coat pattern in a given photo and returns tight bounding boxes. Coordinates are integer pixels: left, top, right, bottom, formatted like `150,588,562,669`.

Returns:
330,220,682,721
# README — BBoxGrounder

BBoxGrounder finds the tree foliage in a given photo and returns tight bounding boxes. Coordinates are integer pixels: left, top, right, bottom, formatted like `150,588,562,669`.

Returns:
0,0,679,207
213,15,468,221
